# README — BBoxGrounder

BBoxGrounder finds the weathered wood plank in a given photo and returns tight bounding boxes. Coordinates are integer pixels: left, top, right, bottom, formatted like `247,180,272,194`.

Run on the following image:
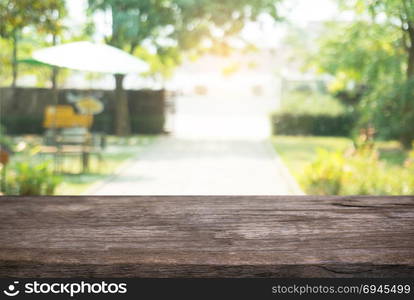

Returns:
0,196,413,277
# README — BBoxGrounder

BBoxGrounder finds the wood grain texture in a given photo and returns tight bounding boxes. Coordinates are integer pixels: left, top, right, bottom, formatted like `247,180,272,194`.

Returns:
0,196,413,278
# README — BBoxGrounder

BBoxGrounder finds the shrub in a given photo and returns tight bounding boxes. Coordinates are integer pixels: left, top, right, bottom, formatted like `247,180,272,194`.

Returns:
271,113,355,136
300,149,344,195
91,115,114,134
88,114,166,134
300,148,414,195
0,115,44,135
2,113,166,136
359,79,414,149
130,115,165,134
3,161,61,195
272,91,355,137
279,91,346,116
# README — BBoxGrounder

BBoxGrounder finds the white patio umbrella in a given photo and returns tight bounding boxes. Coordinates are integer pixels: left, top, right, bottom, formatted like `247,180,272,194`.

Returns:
24,41,150,136
31,41,149,74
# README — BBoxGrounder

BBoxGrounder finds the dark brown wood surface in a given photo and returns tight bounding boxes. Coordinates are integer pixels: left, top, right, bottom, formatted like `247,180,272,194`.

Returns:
0,196,413,278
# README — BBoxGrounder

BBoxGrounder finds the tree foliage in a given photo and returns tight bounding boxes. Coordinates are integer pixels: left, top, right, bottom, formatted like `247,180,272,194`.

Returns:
87,0,281,68
313,0,414,148
87,0,282,135
0,0,67,86
0,0,65,36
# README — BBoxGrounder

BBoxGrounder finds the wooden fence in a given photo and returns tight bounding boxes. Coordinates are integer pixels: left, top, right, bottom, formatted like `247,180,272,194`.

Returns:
0,87,166,134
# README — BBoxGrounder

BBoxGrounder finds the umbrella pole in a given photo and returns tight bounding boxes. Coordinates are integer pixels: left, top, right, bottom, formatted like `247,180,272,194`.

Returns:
51,35,59,106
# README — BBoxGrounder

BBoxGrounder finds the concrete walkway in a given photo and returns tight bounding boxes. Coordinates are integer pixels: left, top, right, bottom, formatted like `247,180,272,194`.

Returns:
89,94,303,195
89,137,302,195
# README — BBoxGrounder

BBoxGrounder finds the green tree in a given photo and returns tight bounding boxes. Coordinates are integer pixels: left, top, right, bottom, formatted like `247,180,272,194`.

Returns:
342,0,414,80
88,0,178,135
314,0,414,148
0,0,67,87
88,0,281,135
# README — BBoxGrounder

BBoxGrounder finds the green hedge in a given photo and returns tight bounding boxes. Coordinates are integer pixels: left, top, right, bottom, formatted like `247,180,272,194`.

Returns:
93,114,165,134
271,113,355,136
130,115,165,134
91,115,114,134
2,114,165,135
0,115,44,135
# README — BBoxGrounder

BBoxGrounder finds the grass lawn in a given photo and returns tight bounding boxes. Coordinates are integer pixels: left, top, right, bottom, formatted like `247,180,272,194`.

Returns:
271,136,351,178
272,135,409,181
56,135,156,195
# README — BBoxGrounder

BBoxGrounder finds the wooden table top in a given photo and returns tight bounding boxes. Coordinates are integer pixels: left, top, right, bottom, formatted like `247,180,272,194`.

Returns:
0,196,413,278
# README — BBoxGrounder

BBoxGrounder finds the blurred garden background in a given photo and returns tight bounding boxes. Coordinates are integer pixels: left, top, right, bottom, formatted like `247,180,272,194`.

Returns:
0,0,413,196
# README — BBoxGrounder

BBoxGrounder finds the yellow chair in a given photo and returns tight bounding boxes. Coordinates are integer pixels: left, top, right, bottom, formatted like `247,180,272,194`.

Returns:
43,105,93,129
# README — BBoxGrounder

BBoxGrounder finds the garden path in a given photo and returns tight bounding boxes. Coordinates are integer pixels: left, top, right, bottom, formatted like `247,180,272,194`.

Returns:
88,93,303,195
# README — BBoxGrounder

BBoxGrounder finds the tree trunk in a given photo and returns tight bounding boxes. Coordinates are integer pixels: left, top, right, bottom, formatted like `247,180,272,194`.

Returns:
408,45,414,79
11,31,18,88
109,7,131,136
114,74,131,136
400,134,413,150
403,46,414,150
407,24,414,79
401,24,414,149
